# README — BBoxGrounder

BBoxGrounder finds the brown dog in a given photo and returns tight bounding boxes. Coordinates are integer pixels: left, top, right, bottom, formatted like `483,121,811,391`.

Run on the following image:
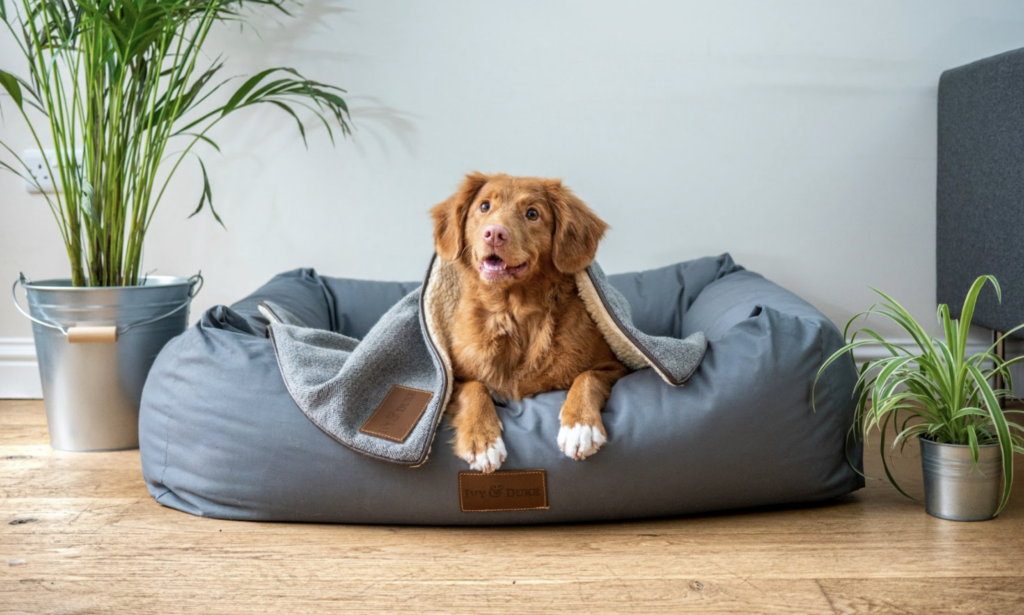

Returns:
430,172,630,473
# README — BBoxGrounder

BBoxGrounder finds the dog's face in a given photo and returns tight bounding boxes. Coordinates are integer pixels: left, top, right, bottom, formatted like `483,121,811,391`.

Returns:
430,173,609,285
460,177,555,283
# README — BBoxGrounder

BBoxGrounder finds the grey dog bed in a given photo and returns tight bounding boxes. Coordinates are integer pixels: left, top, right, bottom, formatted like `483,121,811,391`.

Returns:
139,253,863,525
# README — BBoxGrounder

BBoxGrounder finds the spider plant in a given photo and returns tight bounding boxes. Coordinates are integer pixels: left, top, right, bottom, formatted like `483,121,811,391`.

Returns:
816,275,1024,517
0,0,350,286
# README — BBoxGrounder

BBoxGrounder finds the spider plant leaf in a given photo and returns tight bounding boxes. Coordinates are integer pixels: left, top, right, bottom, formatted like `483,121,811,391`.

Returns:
845,429,870,478
846,329,911,359
965,362,1013,516
875,305,926,340
863,327,914,358
998,355,1024,371
951,407,989,421
958,276,999,358
875,396,921,425
874,356,916,397
932,338,956,385
879,412,919,502
867,290,931,349
893,423,928,449
814,339,884,403
904,367,944,401
967,425,980,465
899,411,919,433
938,303,955,346
843,305,880,340
983,323,1024,358
865,392,915,434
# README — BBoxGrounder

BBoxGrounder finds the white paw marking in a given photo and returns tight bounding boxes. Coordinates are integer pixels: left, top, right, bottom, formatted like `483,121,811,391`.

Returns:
461,436,507,473
557,423,606,460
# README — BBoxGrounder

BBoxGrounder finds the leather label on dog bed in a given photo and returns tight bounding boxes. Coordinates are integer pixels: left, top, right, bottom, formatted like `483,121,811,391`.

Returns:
360,386,433,443
459,470,549,512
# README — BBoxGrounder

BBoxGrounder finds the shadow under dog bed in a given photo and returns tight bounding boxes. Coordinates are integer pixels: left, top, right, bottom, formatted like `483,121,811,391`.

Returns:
139,253,863,525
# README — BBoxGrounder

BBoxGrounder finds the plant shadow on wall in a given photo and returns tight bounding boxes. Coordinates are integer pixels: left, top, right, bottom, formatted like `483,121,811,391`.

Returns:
221,0,417,159
0,0,352,287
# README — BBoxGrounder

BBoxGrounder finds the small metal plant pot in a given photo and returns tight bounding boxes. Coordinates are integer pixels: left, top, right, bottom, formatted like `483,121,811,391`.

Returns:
920,436,1002,521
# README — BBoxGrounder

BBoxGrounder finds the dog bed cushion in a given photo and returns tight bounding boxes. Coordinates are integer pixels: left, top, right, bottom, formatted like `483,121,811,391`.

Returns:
139,254,863,525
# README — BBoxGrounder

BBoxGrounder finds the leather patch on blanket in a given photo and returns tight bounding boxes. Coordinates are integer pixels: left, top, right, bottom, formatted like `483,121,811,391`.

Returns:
359,386,433,443
459,470,549,512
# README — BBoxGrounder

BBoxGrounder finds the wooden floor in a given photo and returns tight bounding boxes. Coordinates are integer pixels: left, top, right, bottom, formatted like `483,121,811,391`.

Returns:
2,399,1023,614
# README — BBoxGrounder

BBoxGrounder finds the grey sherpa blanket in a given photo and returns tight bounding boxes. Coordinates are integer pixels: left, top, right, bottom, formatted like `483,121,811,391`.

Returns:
265,256,707,466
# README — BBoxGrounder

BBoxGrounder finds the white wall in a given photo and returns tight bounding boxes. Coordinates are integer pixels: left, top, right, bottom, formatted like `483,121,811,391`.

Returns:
3,0,1024,394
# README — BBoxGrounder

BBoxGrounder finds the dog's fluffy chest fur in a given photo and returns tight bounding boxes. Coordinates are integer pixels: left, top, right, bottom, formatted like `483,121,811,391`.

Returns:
449,276,618,401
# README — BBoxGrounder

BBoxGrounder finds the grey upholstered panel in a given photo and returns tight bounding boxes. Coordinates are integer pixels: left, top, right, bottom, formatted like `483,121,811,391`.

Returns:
937,47,1024,338
139,255,862,525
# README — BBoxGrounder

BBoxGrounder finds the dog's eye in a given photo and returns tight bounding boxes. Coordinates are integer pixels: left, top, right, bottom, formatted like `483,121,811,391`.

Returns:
525,208,539,221
480,201,490,212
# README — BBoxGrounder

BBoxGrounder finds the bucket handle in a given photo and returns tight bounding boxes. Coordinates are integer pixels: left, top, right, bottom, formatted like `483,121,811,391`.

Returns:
11,272,203,341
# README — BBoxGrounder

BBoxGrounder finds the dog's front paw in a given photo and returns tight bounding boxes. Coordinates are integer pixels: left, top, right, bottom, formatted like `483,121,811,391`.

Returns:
457,436,507,473
557,423,606,460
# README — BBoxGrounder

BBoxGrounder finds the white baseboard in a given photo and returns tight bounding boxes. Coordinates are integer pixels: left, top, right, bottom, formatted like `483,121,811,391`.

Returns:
0,338,42,399
851,339,994,364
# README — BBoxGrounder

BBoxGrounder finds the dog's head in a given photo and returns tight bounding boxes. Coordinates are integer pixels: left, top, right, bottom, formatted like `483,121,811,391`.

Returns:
430,172,608,284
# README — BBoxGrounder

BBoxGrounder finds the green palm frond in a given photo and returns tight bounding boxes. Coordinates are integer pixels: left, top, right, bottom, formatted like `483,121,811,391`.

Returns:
0,0,351,286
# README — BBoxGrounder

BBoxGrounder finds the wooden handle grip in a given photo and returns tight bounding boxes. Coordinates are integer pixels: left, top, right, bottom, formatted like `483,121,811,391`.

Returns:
67,326,118,344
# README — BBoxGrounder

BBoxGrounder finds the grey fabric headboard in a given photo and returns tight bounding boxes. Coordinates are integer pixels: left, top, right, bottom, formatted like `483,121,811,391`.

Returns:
937,47,1024,338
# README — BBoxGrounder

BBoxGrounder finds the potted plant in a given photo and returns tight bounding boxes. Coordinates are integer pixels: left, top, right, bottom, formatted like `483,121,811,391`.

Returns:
817,275,1024,520
0,0,350,451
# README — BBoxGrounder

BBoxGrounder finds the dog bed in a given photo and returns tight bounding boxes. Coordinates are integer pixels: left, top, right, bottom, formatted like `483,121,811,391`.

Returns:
139,253,863,525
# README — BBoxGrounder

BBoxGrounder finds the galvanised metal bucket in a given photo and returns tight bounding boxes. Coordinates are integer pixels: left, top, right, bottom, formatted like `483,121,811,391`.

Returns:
920,436,1002,522
13,273,202,451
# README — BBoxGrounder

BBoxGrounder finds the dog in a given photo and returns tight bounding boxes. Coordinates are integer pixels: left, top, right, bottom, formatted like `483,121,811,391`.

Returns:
430,172,630,473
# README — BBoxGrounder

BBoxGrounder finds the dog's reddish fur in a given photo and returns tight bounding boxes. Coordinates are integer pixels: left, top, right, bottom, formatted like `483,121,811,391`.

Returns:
430,172,630,472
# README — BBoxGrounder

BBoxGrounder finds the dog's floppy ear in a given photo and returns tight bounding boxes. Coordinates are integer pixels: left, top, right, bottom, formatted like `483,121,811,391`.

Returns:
430,172,489,262
545,180,609,274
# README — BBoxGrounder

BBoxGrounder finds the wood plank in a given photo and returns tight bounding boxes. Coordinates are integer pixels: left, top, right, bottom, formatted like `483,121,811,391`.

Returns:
0,399,49,446
3,400,1024,614
818,578,1024,615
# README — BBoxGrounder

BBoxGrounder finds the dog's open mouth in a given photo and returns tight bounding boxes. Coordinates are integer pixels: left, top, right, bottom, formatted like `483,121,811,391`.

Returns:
479,254,529,281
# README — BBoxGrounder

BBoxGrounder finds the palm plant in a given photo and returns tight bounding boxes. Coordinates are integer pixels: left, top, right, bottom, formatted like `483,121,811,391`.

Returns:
0,0,350,286
816,275,1024,516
